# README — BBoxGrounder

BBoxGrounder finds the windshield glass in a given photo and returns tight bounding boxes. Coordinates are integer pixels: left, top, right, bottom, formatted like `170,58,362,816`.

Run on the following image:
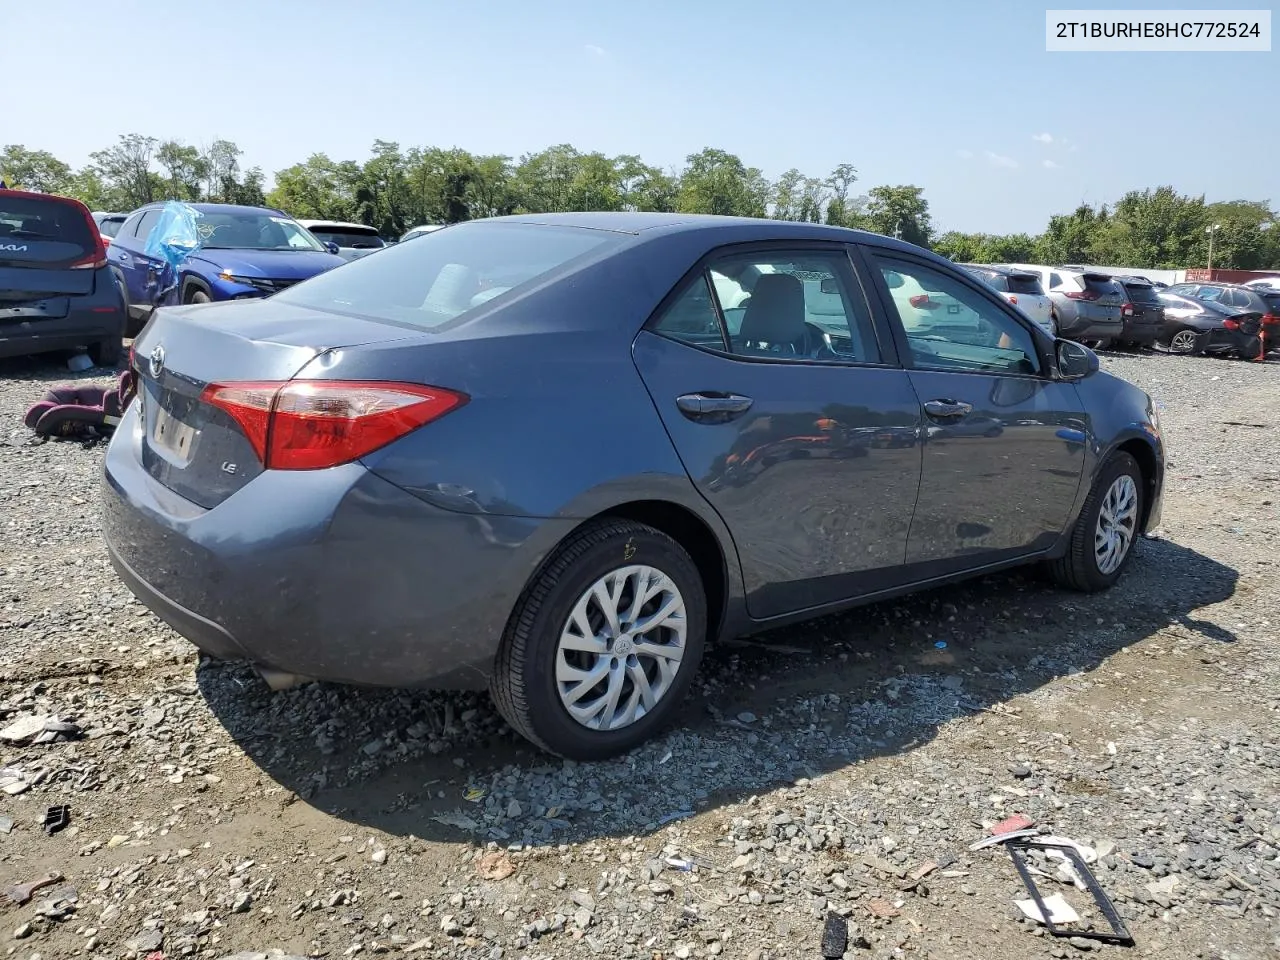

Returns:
196,212,327,251
272,221,620,330
311,228,385,249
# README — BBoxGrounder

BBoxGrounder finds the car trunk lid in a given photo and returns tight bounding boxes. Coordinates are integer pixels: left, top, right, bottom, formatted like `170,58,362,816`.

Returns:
0,190,103,319
129,298,426,508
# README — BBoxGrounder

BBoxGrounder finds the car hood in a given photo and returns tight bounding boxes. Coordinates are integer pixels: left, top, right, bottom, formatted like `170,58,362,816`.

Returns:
190,248,346,279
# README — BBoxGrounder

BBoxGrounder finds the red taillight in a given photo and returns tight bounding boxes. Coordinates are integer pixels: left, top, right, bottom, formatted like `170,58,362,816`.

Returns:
908,294,935,309
1007,295,1018,305
199,380,467,471
1121,303,1135,317
1262,313,1280,326
1223,318,1241,331
1064,289,1100,301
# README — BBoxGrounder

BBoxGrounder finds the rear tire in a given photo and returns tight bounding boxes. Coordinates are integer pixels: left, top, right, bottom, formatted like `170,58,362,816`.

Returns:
490,519,707,760
1166,328,1200,354
90,337,122,368
1048,452,1144,593
189,290,211,304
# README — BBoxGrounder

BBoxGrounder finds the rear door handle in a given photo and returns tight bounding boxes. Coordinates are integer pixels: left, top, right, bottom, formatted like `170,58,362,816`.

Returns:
923,398,973,419
676,393,754,423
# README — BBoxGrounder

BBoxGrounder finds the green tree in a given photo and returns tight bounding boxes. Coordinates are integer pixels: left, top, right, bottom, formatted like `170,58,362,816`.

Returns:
156,140,207,201
824,163,859,226
676,148,768,218
0,145,72,193
89,134,160,209
863,185,932,247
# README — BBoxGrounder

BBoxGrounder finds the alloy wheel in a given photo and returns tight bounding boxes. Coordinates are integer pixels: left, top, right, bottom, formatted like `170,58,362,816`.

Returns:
555,565,687,731
1094,475,1138,575
1168,330,1198,353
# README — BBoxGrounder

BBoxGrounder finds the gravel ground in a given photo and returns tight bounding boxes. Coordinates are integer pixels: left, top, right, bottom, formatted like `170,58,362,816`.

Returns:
1,348,1277,960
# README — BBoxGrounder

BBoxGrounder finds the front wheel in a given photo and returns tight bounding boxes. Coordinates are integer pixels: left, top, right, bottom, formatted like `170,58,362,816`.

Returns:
1048,452,1144,592
491,519,707,760
188,289,211,304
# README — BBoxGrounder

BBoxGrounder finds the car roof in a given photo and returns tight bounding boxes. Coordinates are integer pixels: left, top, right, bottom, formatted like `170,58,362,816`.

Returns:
1186,280,1277,292
480,211,929,255
958,263,1038,277
297,219,377,231
135,202,289,218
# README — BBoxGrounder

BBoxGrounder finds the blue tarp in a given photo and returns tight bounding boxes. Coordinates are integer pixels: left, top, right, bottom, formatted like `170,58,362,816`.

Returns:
142,201,204,304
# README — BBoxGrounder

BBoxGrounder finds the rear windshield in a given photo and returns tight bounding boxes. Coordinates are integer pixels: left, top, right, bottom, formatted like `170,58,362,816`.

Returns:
1123,282,1160,302
1006,274,1044,295
1082,274,1122,295
97,216,127,238
964,268,1008,292
1261,292,1280,313
310,228,385,249
0,194,97,267
272,221,620,330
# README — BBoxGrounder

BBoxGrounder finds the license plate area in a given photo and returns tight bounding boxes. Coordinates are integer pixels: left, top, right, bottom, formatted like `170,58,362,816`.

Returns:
149,398,200,464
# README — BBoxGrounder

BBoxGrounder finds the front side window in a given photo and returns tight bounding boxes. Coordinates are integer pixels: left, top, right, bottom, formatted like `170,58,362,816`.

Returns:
273,221,619,330
652,249,882,364
873,255,1040,376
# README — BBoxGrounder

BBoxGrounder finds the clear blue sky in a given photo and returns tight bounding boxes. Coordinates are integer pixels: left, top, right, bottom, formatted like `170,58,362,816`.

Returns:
5,0,1276,233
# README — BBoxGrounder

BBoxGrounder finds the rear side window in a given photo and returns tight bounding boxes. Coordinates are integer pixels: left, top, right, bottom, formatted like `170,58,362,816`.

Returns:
0,194,98,267
133,209,161,241
1261,292,1280,314
1006,274,1044,296
272,221,619,330
1049,272,1064,289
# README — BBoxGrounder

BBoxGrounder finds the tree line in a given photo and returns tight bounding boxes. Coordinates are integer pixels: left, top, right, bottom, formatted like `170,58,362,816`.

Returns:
3,135,1277,270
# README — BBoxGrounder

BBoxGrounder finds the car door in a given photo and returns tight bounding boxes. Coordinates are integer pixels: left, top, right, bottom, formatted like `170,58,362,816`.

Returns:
632,243,923,620
112,207,163,307
859,248,1087,575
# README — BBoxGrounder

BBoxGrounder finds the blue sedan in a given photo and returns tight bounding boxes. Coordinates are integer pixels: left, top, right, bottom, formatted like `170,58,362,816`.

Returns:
101,213,1165,760
108,202,345,334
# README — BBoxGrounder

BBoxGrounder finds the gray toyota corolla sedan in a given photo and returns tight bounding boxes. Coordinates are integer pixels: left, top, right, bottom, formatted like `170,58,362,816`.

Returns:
101,213,1165,760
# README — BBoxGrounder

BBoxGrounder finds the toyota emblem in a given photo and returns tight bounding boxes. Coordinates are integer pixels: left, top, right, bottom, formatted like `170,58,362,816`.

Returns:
148,344,165,379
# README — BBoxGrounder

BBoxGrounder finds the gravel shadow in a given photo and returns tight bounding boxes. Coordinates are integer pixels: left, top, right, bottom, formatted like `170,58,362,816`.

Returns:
197,535,1238,849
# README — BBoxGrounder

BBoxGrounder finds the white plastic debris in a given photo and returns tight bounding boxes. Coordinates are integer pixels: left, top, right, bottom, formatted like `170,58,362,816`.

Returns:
1014,892,1082,926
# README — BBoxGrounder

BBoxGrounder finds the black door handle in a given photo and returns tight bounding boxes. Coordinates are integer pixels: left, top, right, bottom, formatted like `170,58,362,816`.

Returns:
676,393,754,423
923,398,973,419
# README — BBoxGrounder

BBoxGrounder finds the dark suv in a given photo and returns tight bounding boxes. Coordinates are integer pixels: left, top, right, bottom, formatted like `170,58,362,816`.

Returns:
1113,276,1166,348
1165,281,1280,359
0,190,126,365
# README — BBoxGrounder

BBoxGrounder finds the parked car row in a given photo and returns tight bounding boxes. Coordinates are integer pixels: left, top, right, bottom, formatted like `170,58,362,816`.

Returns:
962,261,1279,361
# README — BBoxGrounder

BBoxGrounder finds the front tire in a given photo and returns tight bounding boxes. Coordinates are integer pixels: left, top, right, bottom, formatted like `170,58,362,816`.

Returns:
491,519,707,760
1049,452,1144,592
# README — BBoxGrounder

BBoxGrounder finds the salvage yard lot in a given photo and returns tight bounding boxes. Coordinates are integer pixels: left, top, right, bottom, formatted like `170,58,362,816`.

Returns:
1,352,1277,960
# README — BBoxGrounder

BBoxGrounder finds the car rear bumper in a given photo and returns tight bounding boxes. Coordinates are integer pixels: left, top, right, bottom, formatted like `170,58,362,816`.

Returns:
1120,319,1161,344
0,310,125,359
101,403,576,689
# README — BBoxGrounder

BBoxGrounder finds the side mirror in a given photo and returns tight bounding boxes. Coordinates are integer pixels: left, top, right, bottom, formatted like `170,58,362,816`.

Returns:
324,241,340,255
1056,339,1099,380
